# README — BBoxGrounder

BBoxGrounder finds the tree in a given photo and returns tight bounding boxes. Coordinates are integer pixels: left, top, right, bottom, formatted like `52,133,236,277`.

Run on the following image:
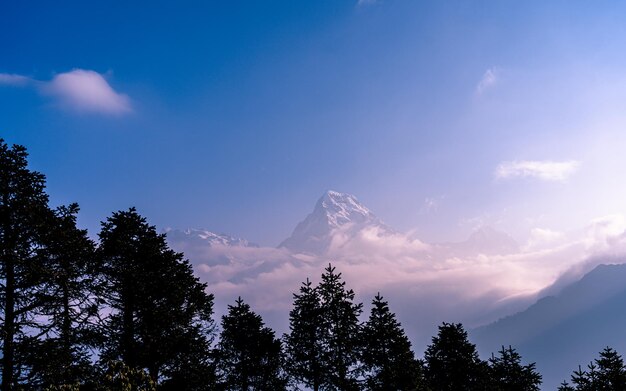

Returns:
24,203,100,388
214,297,287,390
487,346,541,391
360,293,423,391
562,347,626,390
595,347,626,388
0,140,57,390
316,264,363,391
98,208,216,388
284,264,363,391
423,322,488,391
96,361,156,391
557,381,576,391
284,278,324,391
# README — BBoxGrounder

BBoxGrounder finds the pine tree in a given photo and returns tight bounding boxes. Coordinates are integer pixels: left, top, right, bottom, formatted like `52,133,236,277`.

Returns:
563,347,626,390
317,264,363,391
285,264,363,390
284,278,324,391
487,346,541,391
214,297,287,390
595,347,626,388
24,203,99,388
557,381,575,391
423,322,488,391
570,364,595,391
360,293,423,391
98,208,216,388
0,140,57,390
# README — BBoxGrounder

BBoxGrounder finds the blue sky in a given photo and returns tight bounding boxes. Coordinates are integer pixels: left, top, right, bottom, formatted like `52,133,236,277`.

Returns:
3,0,626,245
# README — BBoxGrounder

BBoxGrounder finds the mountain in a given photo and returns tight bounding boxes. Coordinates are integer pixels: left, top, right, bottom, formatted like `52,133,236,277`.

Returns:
165,228,257,248
278,190,393,255
165,228,258,267
472,263,626,390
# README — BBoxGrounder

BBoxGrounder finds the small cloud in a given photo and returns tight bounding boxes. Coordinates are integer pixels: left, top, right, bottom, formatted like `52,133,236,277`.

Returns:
495,160,581,182
0,69,131,115
357,0,379,6
0,73,31,86
476,67,498,95
42,70,131,115
419,195,445,215
524,228,565,251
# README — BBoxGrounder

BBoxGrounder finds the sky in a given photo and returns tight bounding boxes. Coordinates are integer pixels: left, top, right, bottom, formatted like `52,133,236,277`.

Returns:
3,0,626,248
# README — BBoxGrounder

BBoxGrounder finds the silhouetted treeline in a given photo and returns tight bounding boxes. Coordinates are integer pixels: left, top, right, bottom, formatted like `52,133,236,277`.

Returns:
0,138,622,390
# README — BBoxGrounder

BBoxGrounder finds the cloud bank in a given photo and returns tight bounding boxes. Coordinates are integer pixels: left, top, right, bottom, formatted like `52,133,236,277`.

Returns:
0,69,131,115
495,160,581,182
169,215,626,349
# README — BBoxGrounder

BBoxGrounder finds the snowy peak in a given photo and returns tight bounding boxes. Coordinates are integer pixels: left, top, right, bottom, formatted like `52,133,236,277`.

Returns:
165,228,257,248
316,190,377,228
279,190,389,255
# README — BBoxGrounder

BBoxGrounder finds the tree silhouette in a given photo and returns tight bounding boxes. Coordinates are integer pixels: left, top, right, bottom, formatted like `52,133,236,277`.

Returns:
423,322,488,391
561,347,626,390
23,204,100,388
284,264,363,390
360,293,423,391
316,264,363,390
557,381,576,391
214,297,287,390
0,140,58,390
284,278,324,391
98,208,215,387
487,345,541,391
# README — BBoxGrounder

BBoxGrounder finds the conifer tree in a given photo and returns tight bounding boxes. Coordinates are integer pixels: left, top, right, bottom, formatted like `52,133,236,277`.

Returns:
317,264,363,391
284,278,324,391
562,347,626,390
595,347,626,388
98,208,216,388
423,322,488,391
487,345,541,391
557,381,576,391
284,265,363,391
24,204,99,388
360,293,423,391
0,140,57,390
214,297,287,390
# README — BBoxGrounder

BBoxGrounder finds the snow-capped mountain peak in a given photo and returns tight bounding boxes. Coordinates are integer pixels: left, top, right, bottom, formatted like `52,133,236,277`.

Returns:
164,228,256,248
279,190,390,255
317,190,376,228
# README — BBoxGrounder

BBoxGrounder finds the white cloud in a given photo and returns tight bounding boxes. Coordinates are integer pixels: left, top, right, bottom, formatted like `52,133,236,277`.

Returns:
0,69,131,115
169,214,626,349
495,160,581,182
357,0,378,6
476,67,498,95
43,70,131,115
0,73,31,86
524,228,565,251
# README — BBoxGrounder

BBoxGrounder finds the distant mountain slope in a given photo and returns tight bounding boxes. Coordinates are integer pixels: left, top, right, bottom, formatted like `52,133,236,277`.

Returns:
279,190,394,255
472,263,626,390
